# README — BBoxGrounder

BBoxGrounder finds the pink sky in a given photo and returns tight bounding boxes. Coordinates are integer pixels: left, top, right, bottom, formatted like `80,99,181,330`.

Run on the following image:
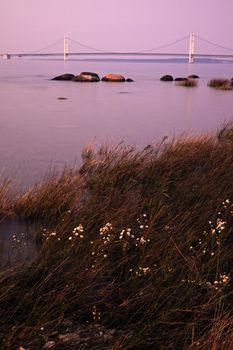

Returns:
0,0,233,54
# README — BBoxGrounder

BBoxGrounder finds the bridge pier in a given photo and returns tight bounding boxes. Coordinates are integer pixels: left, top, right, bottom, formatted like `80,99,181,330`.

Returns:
3,53,11,60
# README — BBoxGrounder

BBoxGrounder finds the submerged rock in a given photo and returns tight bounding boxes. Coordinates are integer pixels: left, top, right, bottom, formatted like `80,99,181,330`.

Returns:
160,75,173,81
52,73,75,81
175,78,197,87
72,72,100,82
174,77,188,82
208,78,233,90
188,74,199,79
101,74,126,82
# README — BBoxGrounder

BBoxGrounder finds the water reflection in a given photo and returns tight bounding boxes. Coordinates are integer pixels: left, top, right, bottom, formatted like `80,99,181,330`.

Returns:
0,219,39,270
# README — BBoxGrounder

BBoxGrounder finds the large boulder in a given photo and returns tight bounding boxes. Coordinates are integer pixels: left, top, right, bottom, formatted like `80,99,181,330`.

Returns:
160,75,173,81
52,73,75,81
101,74,126,82
72,72,100,82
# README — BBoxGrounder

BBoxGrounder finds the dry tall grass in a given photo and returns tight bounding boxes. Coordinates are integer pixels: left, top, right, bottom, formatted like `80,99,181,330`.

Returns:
0,134,233,349
0,179,13,221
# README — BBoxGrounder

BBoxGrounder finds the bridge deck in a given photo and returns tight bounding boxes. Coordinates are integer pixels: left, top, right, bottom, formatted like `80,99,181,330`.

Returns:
1,52,233,59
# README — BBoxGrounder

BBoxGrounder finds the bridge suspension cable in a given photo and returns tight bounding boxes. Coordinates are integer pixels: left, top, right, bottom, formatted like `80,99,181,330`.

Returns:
132,34,190,53
25,38,64,54
195,35,233,52
68,37,112,53
68,34,190,53
19,34,191,56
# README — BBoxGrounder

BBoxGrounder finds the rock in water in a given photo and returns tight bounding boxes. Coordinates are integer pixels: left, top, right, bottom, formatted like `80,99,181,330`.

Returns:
72,72,100,82
188,74,199,79
160,75,173,81
80,72,100,79
174,77,188,82
52,73,75,81
101,74,126,82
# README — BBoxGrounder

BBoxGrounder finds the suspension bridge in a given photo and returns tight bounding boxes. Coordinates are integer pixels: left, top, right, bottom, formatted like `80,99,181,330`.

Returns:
1,33,233,63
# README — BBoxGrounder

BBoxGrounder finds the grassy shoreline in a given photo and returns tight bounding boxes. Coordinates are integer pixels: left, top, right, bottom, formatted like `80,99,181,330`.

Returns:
0,131,233,349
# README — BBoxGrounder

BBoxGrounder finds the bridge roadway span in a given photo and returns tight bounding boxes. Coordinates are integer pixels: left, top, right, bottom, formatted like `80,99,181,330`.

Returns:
1,52,233,59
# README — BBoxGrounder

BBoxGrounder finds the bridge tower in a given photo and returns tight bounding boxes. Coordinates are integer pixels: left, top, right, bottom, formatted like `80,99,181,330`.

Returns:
63,35,69,61
189,33,195,63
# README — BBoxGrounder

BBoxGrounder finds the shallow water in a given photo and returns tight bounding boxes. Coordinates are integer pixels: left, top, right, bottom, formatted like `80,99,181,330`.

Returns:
0,58,233,185
0,219,38,269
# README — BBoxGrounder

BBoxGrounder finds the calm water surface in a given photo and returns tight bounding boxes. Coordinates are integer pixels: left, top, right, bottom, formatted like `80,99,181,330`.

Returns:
0,58,233,185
